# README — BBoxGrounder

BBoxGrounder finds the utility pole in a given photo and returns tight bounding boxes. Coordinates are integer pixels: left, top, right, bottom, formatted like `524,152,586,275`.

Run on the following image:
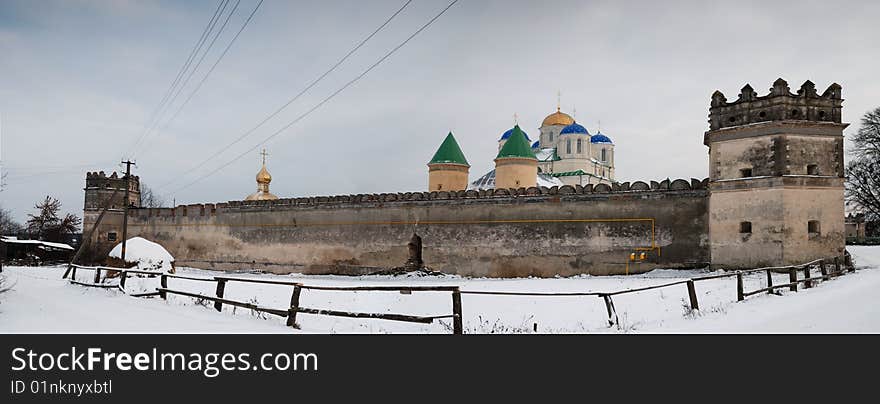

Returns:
120,160,136,262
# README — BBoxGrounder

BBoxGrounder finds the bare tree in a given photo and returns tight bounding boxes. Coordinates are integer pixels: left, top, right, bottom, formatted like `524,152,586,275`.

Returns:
850,107,880,159
846,106,880,223
139,182,166,208
25,196,81,242
0,204,22,235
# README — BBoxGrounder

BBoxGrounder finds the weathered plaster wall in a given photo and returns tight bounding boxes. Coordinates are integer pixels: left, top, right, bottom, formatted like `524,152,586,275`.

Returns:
116,183,710,277
708,176,845,268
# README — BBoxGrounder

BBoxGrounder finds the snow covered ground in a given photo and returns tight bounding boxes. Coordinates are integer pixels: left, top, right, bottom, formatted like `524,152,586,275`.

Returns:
1,246,878,333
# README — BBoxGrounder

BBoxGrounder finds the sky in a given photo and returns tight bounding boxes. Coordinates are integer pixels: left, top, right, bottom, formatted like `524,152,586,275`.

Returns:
1,0,879,223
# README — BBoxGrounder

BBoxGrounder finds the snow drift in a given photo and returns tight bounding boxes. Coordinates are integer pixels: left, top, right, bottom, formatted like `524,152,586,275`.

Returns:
108,237,174,272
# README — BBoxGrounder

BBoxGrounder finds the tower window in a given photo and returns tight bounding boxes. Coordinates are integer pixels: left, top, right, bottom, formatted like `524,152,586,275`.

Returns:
566,139,571,154
601,148,607,162
807,164,819,175
739,221,752,234
808,220,821,235
740,168,753,177
577,139,582,154
549,132,554,142
107,232,117,242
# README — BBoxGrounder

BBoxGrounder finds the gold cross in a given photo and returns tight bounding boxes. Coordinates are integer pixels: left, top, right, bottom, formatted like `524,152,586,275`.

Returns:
557,90,561,112
513,113,518,125
260,148,269,165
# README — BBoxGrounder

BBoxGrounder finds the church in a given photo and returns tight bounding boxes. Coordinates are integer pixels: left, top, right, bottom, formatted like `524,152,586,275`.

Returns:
427,104,616,192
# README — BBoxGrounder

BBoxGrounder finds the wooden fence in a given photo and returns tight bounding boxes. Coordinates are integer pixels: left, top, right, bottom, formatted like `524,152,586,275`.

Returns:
65,254,854,333
66,264,463,334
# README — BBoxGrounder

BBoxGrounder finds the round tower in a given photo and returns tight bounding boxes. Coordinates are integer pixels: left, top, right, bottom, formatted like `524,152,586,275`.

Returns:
494,125,537,189
428,132,470,191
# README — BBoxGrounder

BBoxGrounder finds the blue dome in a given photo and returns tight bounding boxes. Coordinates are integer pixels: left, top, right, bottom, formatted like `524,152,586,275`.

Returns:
590,132,613,144
560,122,590,135
531,141,540,149
499,127,531,142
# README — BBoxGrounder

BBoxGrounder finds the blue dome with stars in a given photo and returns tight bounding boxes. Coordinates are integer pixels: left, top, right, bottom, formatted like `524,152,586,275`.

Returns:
560,122,590,135
590,132,613,144
499,127,532,142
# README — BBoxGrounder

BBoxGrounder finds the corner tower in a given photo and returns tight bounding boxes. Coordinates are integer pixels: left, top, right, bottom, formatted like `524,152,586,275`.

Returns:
494,125,537,189
82,170,141,261
427,132,470,191
705,78,847,268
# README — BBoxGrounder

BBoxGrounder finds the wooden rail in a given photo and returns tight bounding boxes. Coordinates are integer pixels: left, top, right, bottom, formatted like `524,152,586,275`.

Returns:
64,256,851,334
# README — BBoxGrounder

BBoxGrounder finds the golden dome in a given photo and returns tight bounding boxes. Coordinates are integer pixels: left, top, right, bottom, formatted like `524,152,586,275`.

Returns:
256,164,272,184
541,108,574,127
245,190,278,201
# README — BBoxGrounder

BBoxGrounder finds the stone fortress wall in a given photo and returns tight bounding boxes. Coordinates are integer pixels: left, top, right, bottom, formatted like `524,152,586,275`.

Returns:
83,78,848,277
117,179,710,277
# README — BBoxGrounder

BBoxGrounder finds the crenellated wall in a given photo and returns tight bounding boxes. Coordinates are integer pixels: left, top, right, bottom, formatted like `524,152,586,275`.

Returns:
119,179,711,277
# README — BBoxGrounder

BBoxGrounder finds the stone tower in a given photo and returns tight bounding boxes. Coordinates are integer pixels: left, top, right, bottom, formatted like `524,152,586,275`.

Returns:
494,125,537,189
82,171,141,260
705,78,847,268
428,132,470,191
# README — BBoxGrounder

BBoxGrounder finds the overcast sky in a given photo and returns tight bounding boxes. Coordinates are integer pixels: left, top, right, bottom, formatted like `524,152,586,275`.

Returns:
1,0,878,223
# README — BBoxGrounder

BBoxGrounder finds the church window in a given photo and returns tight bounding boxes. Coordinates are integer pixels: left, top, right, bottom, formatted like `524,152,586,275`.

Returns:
808,220,821,235
107,232,117,242
601,148,607,162
566,139,571,154
739,221,752,234
807,164,819,175
577,139,582,154
549,132,554,142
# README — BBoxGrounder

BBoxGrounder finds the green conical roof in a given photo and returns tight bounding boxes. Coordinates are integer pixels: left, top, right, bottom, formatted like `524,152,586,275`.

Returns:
429,132,469,166
496,125,537,159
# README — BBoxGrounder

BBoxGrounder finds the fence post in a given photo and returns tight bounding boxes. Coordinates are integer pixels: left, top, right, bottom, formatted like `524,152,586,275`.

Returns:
736,273,744,301
765,269,773,295
214,279,227,312
93,267,101,284
819,259,828,280
686,280,699,311
834,256,841,275
788,267,797,292
804,265,812,289
159,274,167,299
71,265,77,281
286,284,302,328
602,295,619,328
120,270,127,290
452,287,463,335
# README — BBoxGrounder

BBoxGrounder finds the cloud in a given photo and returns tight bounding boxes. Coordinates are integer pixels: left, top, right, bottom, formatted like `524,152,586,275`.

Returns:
1,0,879,222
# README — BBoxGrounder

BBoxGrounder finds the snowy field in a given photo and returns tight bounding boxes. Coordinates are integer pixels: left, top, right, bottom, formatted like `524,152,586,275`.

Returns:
1,246,879,333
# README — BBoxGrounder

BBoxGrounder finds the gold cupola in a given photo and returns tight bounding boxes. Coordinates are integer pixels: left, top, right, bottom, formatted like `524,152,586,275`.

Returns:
541,106,575,127
246,149,279,201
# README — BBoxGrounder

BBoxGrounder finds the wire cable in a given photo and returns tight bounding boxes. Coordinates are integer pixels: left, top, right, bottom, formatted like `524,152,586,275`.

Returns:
154,0,412,190
123,0,232,158
168,0,460,195
140,0,264,161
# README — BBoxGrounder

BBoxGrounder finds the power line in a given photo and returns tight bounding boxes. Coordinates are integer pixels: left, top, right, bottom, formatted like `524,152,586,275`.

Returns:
155,0,412,191
136,0,264,160
169,0,460,195
123,0,231,159
128,0,241,158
